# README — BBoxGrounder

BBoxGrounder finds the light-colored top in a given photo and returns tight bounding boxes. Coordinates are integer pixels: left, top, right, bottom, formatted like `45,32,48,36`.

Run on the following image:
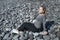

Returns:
33,14,46,30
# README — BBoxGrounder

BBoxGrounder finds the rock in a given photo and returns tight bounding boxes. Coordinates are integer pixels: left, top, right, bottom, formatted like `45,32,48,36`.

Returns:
12,35,19,40
54,37,59,40
3,33,10,40
43,35,50,40
29,32,34,40
0,35,3,40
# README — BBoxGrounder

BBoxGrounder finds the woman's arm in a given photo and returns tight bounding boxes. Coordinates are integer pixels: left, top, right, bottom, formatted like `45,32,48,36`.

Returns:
43,15,46,31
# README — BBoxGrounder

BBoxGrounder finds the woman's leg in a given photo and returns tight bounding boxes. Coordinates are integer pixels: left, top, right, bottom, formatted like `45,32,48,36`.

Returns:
25,23,38,32
17,22,28,31
17,22,39,32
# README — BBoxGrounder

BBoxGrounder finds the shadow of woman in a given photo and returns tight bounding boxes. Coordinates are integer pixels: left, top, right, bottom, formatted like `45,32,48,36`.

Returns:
45,21,55,31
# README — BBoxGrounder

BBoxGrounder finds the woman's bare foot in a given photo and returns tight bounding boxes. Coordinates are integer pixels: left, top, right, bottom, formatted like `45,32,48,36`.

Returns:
11,29,19,34
39,31,48,35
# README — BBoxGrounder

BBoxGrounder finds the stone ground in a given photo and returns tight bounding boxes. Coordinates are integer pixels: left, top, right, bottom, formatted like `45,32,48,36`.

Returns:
0,0,60,40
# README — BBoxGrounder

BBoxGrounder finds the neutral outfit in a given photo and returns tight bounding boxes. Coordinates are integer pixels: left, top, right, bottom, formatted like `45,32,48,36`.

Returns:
17,14,47,32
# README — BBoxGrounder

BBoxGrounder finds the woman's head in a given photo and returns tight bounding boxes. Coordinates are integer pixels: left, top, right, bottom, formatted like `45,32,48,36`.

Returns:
38,5,46,14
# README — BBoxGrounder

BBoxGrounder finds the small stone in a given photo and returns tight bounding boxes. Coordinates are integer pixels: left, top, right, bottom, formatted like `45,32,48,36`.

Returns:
54,37,59,40
43,35,50,40
3,33,10,40
13,35,19,40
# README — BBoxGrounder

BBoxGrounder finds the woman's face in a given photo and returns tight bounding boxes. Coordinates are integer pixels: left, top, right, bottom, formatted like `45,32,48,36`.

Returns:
38,7,45,14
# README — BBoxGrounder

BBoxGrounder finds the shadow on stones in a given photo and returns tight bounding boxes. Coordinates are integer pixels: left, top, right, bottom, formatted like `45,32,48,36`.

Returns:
45,21,55,31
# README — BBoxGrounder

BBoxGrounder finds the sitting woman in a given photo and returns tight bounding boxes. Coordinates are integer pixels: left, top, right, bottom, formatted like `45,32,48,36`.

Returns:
12,5,48,35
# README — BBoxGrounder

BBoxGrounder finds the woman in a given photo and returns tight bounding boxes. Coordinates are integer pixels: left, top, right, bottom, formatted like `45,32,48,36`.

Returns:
12,5,48,35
